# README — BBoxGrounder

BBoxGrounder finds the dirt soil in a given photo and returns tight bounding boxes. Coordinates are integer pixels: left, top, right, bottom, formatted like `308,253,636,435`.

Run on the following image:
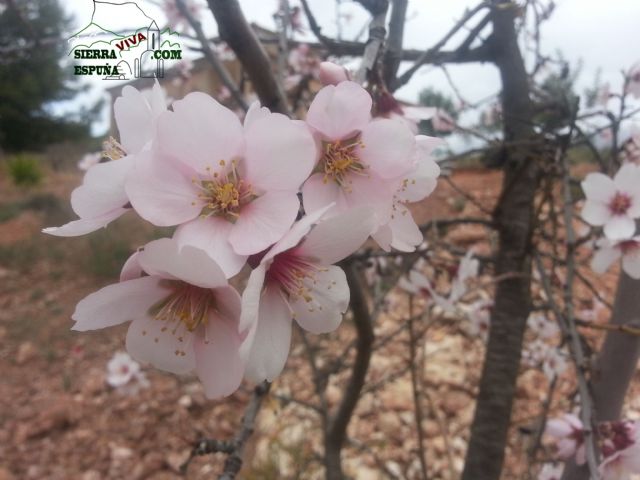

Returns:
0,166,625,480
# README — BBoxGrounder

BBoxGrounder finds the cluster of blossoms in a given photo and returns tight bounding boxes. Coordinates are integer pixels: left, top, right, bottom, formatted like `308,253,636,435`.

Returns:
544,415,640,479
581,163,640,279
45,74,441,398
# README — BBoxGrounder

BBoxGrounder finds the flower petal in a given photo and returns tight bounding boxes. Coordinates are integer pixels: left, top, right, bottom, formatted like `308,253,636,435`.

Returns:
591,244,620,274
604,215,636,240
239,264,266,334
72,276,168,331
385,204,423,252
42,208,128,237
302,172,343,215
229,192,300,255
126,150,202,226
242,287,292,382
359,118,416,179
174,217,247,278
306,81,372,140
292,265,349,334
115,86,163,154
157,92,244,175
297,206,375,264
581,200,609,226
139,238,229,289
71,155,134,218
582,172,616,203
126,315,196,374
194,310,244,398
120,250,143,282
622,249,640,279
244,114,316,191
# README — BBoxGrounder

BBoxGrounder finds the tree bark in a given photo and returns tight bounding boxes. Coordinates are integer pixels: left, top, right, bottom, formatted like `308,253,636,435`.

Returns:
207,0,290,115
461,3,540,479
562,272,640,480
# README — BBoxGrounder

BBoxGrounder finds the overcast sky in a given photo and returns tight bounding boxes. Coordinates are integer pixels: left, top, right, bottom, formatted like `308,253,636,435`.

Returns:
58,0,640,134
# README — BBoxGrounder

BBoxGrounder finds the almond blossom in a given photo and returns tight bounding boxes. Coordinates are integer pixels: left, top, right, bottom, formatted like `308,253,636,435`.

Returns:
591,236,640,279
126,96,317,277
401,250,479,313
318,61,350,86
106,351,149,393
581,163,640,240
545,414,586,464
301,81,419,232
72,238,244,399
598,420,640,480
44,83,167,237
372,135,442,251
239,205,375,382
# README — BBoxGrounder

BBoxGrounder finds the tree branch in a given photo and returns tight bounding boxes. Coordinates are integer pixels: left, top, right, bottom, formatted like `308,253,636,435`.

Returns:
382,0,408,86
206,0,290,115
324,264,374,480
354,0,390,84
174,0,248,111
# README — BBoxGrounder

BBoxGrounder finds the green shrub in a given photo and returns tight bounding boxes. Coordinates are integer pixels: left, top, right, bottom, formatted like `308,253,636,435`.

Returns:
7,154,43,186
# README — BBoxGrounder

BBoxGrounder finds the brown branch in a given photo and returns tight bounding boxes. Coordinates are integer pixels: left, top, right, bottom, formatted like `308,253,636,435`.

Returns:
407,296,429,480
325,264,375,480
206,0,290,115
181,382,271,479
392,2,492,91
382,0,409,86
174,0,248,111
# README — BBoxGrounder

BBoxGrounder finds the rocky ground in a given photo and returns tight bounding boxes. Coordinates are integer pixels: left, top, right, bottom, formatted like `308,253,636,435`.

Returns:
0,165,627,479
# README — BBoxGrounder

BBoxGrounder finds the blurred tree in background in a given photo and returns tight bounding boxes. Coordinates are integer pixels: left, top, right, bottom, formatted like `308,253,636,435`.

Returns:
0,0,90,152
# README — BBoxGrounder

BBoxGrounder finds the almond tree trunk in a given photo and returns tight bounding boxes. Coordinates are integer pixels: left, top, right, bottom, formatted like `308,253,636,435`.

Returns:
562,272,640,480
461,2,540,479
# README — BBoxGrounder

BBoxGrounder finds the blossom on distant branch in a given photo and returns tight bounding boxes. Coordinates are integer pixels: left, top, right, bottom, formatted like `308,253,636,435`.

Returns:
591,236,640,279
545,414,586,464
581,163,640,240
106,351,149,392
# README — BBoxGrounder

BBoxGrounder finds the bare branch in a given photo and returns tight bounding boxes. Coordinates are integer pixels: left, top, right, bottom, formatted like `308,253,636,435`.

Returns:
174,0,248,111
382,0,408,86
325,264,375,479
354,0,390,84
206,0,290,115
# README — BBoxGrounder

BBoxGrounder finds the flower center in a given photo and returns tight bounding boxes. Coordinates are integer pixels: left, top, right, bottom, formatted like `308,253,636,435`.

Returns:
102,136,127,161
267,250,326,303
321,138,367,189
620,239,640,254
150,282,216,333
609,192,632,215
196,159,255,221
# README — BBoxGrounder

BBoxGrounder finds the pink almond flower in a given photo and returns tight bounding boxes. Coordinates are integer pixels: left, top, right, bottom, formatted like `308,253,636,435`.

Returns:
591,236,640,279
72,238,244,399
44,83,167,237
126,96,317,277
318,61,351,86
372,135,442,251
240,205,376,382
302,81,418,227
581,164,640,240
598,421,640,480
545,414,586,464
